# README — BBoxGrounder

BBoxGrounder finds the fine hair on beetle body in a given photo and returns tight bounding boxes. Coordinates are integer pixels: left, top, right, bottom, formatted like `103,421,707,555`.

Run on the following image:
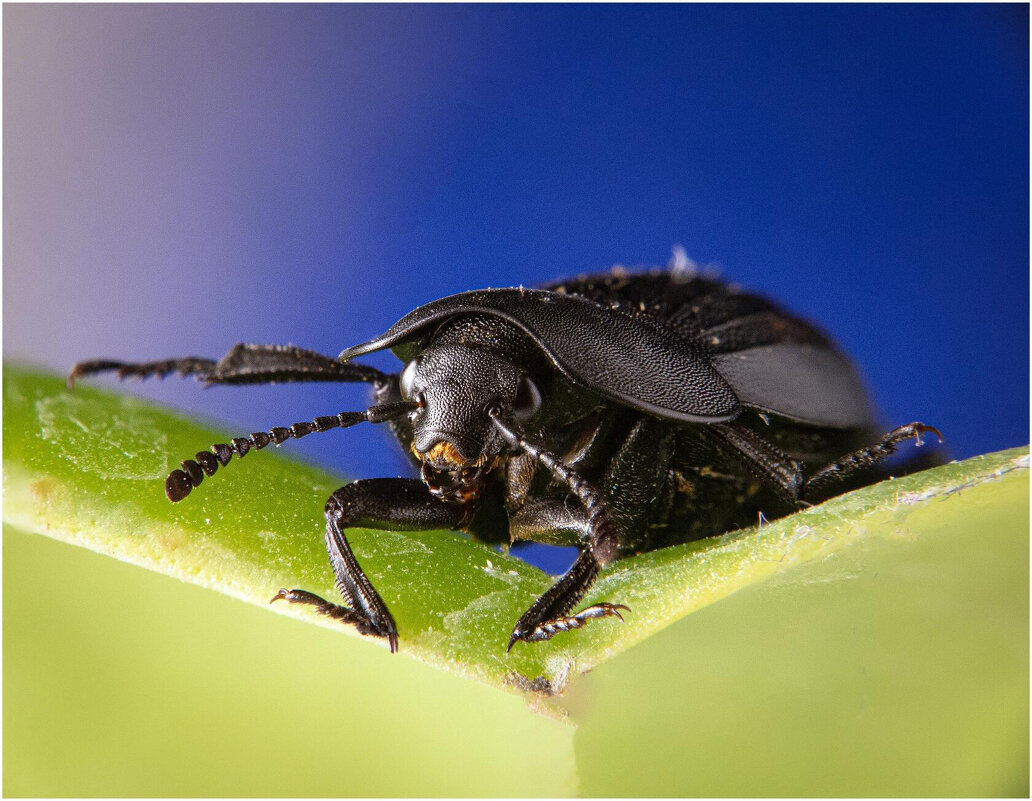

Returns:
69,265,942,653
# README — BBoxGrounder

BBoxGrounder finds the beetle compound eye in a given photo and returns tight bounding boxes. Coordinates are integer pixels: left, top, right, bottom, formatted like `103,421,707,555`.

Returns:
514,375,542,421
399,359,419,400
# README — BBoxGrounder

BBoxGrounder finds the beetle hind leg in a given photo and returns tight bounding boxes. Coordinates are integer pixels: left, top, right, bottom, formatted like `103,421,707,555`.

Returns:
709,420,943,505
800,422,943,500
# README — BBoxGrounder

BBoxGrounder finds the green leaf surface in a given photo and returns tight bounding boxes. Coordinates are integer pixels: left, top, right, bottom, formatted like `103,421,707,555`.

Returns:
3,364,1028,692
4,364,1028,795
571,454,1029,795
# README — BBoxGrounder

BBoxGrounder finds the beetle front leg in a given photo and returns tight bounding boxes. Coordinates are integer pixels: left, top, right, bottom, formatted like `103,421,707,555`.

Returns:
491,412,630,650
505,488,629,649
507,541,629,651
272,478,470,653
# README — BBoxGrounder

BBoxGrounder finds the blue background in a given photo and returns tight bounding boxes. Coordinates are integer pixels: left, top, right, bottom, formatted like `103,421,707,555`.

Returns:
5,5,1028,573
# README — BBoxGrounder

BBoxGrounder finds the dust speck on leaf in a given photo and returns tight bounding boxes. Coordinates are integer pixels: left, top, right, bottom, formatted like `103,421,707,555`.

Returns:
29,477,60,505
443,588,520,636
351,530,431,559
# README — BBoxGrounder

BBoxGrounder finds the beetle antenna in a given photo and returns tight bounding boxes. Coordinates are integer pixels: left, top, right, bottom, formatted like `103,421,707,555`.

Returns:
165,400,418,502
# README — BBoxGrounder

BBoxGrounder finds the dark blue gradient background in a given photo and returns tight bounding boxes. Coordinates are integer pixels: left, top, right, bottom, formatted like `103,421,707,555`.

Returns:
5,5,1028,573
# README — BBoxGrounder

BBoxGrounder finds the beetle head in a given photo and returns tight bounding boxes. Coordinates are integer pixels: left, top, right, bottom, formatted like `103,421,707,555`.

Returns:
399,338,542,501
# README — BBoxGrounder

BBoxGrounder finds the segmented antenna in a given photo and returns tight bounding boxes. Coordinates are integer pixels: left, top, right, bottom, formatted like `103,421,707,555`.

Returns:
165,400,417,502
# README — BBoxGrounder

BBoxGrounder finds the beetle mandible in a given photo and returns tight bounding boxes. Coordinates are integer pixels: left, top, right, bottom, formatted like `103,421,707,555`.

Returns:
69,266,941,652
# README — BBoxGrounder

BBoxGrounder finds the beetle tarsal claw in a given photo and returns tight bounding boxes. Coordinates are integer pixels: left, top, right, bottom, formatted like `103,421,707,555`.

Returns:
508,602,631,650
270,587,398,652
911,422,944,447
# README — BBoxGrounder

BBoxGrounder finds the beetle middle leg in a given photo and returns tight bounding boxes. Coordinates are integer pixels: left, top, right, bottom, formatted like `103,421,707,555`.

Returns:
273,478,471,653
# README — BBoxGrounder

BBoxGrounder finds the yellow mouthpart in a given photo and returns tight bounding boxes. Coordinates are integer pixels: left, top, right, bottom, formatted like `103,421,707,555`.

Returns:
413,441,493,468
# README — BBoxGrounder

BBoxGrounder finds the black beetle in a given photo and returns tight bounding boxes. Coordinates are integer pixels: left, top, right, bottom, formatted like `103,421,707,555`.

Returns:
69,265,941,652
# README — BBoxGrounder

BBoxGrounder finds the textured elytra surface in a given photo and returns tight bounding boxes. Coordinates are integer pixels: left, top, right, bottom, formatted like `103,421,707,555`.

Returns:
342,287,741,422
3,364,1027,693
341,271,873,427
